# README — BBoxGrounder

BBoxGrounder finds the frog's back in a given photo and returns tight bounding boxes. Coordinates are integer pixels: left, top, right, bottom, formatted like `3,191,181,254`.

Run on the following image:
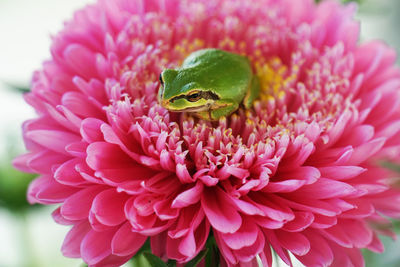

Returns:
180,49,253,100
182,48,249,70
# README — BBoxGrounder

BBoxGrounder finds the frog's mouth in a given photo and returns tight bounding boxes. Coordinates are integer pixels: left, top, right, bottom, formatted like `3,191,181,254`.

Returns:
177,104,212,112
160,90,219,112
164,103,212,113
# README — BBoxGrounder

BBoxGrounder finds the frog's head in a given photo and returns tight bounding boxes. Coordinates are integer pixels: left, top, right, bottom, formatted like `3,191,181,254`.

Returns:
158,68,219,112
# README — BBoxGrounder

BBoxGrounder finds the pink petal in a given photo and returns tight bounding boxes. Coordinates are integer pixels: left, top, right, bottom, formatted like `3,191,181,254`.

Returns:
201,187,242,234
276,230,310,256
168,207,205,239
117,180,144,195
100,123,143,161
80,118,106,143
166,234,186,261
321,225,352,248
231,197,265,216
90,254,131,267
111,222,147,256
366,233,384,253
340,199,374,219
34,176,79,204
263,229,292,266
62,221,91,258
214,231,237,265
12,153,35,173
275,166,320,184
54,158,90,186
221,219,259,250
81,227,117,265
142,172,180,194
86,142,135,170
61,186,105,220
311,214,338,229
151,231,168,259
63,43,97,79
52,207,75,225
29,150,70,174
62,92,103,118
154,197,179,220
233,230,265,262
281,196,341,217
172,182,203,208
92,189,129,226
282,211,314,232
349,138,386,165
319,166,366,180
297,231,334,267
250,193,295,222
88,210,115,232
338,125,374,147
178,229,196,257
263,179,306,193
26,130,80,154
253,216,284,229
176,163,194,183
341,219,373,248
95,165,156,186
181,218,209,258
65,141,87,158
295,178,357,199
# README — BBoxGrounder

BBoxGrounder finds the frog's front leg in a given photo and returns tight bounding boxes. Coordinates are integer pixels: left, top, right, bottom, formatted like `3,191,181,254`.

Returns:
243,75,260,109
196,101,239,121
209,101,239,121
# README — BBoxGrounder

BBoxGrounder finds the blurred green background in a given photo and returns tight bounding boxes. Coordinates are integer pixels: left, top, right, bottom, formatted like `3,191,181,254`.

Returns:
0,0,399,266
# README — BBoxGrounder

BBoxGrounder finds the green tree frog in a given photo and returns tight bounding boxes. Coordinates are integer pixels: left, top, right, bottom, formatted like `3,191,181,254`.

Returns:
158,48,260,121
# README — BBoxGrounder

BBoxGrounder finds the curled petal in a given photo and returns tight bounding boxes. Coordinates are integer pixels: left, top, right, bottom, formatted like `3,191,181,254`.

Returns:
172,182,203,208
221,219,259,250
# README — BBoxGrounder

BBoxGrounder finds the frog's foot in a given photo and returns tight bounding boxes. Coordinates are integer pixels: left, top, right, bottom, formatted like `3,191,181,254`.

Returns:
210,101,239,121
196,111,213,121
243,75,261,109
195,101,239,121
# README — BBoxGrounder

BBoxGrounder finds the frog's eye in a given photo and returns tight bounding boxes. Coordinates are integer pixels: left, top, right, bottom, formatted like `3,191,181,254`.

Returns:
186,92,202,102
159,73,164,85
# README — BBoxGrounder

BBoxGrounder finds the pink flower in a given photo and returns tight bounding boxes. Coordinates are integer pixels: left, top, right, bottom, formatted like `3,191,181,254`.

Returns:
13,0,400,266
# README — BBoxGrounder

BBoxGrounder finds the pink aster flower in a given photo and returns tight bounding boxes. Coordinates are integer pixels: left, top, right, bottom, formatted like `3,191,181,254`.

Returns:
13,0,400,266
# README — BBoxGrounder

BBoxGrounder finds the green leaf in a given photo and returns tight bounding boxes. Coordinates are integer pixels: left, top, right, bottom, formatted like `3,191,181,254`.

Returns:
382,161,400,173
143,252,168,267
137,238,151,254
167,259,177,267
4,83,30,93
185,249,208,267
131,253,151,267
0,141,37,213
204,234,220,267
